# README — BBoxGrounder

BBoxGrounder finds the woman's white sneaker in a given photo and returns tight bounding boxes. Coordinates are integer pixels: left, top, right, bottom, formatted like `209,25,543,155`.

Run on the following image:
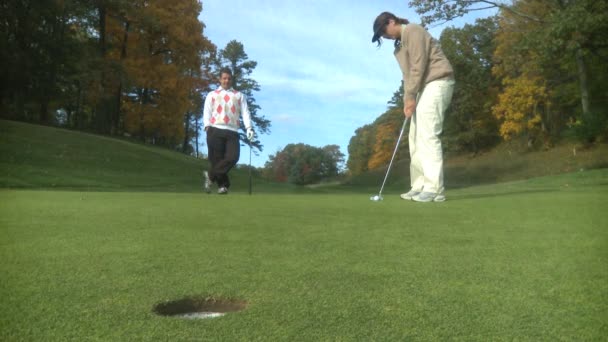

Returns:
400,190,421,200
412,192,446,202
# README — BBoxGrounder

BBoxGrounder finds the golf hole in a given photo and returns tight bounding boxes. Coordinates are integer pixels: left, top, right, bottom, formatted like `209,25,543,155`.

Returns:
153,296,247,319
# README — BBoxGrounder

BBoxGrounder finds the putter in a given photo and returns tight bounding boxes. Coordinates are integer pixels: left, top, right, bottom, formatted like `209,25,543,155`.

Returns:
370,117,410,201
248,141,252,195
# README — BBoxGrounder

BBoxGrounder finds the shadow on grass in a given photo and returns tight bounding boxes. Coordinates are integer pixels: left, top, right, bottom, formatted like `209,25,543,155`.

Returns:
445,162,528,189
448,188,559,201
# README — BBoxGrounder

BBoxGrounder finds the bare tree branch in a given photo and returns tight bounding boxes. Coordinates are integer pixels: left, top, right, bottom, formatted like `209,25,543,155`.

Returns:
468,6,499,12
475,0,544,22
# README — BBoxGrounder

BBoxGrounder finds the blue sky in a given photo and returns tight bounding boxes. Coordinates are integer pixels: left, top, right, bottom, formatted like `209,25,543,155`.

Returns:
199,1,495,167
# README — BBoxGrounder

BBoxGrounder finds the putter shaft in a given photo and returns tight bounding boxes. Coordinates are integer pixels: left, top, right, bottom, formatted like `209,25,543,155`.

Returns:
377,117,409,196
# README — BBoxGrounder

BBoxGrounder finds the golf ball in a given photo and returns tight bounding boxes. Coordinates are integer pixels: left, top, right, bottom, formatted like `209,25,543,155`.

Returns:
370,195,381,201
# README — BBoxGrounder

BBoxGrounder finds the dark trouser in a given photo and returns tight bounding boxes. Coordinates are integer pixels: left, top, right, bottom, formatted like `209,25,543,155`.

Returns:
206,126,240,188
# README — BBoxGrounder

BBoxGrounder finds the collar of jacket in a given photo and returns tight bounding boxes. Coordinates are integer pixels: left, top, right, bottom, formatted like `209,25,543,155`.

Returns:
393,24,408,52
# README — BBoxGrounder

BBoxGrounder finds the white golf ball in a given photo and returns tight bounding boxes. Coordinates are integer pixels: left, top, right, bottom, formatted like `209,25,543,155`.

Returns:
371,195,380,201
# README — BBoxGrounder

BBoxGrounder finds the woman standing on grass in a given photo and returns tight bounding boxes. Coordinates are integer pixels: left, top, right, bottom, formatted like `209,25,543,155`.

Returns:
372,11,455,202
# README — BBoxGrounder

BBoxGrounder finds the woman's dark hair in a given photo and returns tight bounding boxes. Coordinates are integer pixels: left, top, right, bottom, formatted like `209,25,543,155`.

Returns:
371,11,409,48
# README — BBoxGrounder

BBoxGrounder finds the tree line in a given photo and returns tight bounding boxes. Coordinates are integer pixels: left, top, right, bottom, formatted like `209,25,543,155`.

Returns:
3,1,606,184
262,144,345,185
347,0,608,175
0,0,269,155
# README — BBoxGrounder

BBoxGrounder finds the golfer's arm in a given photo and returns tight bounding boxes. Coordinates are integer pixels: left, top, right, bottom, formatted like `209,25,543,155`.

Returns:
404,25,428,101
202,95,212,130
240,95,253,130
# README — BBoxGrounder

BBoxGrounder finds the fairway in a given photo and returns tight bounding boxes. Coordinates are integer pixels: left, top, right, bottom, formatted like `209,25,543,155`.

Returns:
3,0,608,339
1,171,607,340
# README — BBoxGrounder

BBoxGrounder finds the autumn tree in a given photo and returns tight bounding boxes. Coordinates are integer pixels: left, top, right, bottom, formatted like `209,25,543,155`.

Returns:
492,76,549,142
107,0,213,148
264,144,344,185
347,124,375,175
347,84,409,175
321,144,346,177
409,0,608,142
216,40,271,153
366,108,406,170
187,42,217,156
490,0,573,145
1,0,218,152
347,106,413,176
440,17,500,153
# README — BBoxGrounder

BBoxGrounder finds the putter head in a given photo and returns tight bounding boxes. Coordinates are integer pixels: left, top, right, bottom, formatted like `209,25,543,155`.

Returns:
370,195,383,201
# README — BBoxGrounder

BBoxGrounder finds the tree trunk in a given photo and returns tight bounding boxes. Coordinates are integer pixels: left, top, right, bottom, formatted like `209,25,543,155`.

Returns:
98,3,106,56
182,112,191,154
139,88,149,141
39,1,67,125
195,116,200,157
468,113,477,154
575,47,590,116
75,80,82,129
94,2,109,133
15,1,32,120
39,102,48,123
113,84,122,135
112,20,130,135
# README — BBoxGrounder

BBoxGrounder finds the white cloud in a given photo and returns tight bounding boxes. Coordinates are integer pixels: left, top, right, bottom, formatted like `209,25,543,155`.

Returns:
272,113,302,123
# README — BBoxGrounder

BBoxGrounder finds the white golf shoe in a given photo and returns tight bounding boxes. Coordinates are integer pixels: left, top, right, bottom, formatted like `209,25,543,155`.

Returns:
400,189,421,200
412,192,446,202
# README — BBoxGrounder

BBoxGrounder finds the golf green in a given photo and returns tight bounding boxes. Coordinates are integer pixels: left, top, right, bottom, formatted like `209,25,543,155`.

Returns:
1,174,606,340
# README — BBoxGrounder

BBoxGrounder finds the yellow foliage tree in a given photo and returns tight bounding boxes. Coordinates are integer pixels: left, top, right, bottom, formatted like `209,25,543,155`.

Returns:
492,1,554,144
366,107,407,170
492,76,549,141
367,122,396,170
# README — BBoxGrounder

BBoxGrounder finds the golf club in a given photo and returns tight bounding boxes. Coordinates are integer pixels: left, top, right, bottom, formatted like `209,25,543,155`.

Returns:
248,141,252,195
370,117,409,201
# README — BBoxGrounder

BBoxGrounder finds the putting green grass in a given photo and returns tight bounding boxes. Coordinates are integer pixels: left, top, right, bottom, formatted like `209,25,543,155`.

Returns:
2,170,607,340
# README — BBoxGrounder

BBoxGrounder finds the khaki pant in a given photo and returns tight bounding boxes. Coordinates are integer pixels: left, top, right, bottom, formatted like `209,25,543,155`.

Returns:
409,79,455,193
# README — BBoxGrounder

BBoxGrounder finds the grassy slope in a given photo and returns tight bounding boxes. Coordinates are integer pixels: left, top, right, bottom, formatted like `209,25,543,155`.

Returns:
345,142,608,193
0,119,296,193
0,120,205,191
2,119,608,194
